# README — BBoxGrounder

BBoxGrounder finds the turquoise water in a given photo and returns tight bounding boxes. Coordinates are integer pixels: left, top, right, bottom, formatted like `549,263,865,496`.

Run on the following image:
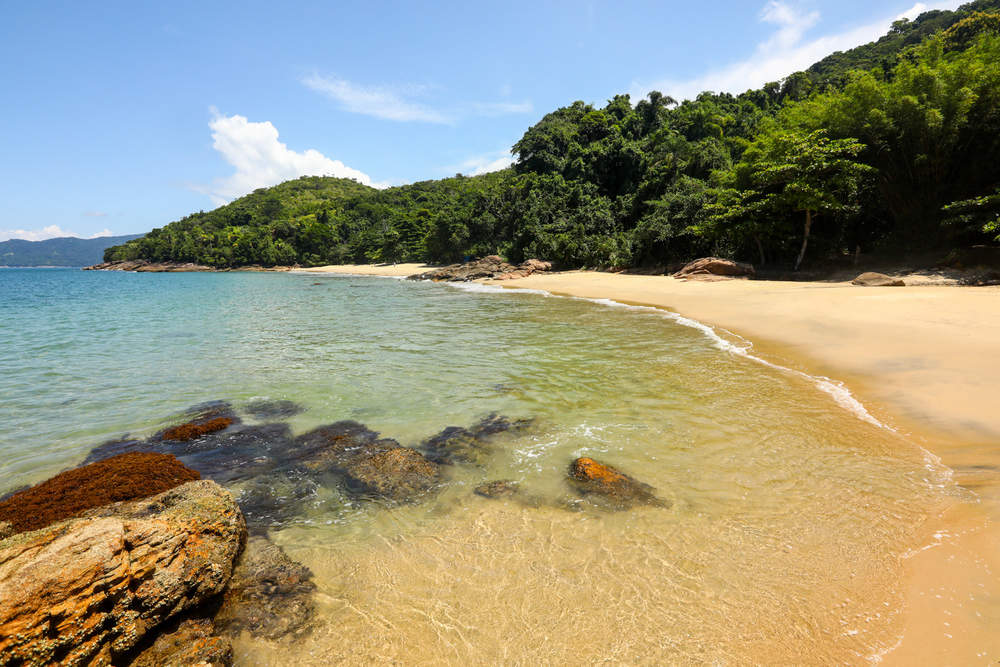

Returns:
0,268,961,663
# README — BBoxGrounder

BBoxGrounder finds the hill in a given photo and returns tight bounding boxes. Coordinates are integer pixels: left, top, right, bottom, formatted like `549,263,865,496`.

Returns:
1,234,145,267
104,2,1000,271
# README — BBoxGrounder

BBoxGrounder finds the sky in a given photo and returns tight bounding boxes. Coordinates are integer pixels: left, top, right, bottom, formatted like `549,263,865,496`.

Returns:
0,0,967,241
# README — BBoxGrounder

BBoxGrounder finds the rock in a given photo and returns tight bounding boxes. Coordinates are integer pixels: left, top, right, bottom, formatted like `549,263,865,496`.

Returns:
83,260,216,272
214,536,316,640
236,468,319,533
674,257,755,280
176,423,295,484
567,457,666,510
408,256,551,282
0,522,12,540
422,414,533,466
162,417,234,442
0,480,245,666
243,399,305,419
852,271,905,287
289,420,397,466
129,617,233,667
0,452,201,535
474,480,520,499
341,447,441,502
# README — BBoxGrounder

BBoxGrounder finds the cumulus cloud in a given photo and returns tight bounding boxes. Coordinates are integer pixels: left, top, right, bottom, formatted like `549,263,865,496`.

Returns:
631,0,966,102
0,226,118,242
195,110,378,205
303,74,534,123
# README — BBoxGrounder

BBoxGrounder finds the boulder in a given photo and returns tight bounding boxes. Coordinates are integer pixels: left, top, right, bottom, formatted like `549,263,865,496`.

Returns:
0,452,201,535
129,617,233,667
567,457,667,510
340,447,441,502
408,256,551,282
674,257,755,280
422,413,533,466
852,272,905,287
474,480,521,499
214,535,316,640
0,480,245,666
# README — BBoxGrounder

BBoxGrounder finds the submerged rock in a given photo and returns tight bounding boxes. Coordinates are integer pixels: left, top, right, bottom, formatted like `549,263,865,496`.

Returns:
215,535,316,640
567,457,666,510
0,452,201,535
473,480,521,499
340,447,441,502
162,416,234,442
236,467,319,533
674,257,755,280
129,617,233,667
0,480,245,666
422,413,533,466
852,271,905,287
243,398,305,419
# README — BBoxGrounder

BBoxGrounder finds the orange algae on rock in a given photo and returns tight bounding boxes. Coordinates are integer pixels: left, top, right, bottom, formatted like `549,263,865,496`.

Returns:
162,416,234,442
0,451,201,534
568,457,667,510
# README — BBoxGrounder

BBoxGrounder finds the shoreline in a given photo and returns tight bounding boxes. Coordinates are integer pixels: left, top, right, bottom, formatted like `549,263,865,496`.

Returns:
304,264,1000,663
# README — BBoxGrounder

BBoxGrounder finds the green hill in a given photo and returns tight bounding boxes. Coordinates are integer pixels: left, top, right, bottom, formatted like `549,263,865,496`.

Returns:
106,1,1000,271
1,234,144,267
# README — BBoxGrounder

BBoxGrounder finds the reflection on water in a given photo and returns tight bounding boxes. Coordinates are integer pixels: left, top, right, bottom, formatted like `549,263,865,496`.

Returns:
0,269,966,663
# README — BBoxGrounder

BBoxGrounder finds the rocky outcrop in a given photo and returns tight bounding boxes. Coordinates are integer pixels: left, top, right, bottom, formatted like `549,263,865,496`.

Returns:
129,617,233,667
161,417,234,442
409,255,551,282
851,271,905,286
214,536,316,640
0,480,245,666
674,257,755,280
340,447,441,501
0,452,201,535
84,259,216,272
422,414,533,466
568,457,667,510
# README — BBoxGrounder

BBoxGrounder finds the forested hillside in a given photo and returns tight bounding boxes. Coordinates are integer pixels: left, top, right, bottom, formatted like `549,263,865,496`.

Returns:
105,0,1000,271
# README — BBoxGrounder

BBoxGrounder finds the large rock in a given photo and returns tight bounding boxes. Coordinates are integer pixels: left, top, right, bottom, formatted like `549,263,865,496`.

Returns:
567,457,667,510
340,447,441,502
409,255,551,282
129,617,233,667
214,536,316,640
852,271,905,287
0,480,245,666
0,452,201,535
674,257,755,280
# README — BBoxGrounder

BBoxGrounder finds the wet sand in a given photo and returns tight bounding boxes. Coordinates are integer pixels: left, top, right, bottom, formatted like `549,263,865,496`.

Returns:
298,265,1000,663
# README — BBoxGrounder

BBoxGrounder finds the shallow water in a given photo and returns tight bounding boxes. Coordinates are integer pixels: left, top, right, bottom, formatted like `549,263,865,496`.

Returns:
0,268,964,663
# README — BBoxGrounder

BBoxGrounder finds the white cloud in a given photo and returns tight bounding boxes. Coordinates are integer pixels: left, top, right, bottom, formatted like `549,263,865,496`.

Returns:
302,75,450,123
195,110,378,205
303,74,534,123
451,150,516,177
632,0,966,102
0,225,118,242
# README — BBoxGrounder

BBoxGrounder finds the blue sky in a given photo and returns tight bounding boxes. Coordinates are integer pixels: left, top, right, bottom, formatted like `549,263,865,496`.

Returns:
0,0,965,240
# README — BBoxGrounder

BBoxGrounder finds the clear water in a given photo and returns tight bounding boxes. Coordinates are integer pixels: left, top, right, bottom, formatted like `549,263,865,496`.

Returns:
0,268,961,664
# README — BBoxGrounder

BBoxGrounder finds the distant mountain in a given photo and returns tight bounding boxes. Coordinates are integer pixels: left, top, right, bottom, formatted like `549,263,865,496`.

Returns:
0,234,145,267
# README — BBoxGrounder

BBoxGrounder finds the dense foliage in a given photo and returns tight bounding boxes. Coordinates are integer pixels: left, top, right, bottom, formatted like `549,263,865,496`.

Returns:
106,0,1000,271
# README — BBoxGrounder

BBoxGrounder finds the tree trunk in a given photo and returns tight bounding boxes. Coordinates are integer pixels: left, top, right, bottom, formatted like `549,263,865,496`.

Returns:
754,235,765,267
794,210,812,271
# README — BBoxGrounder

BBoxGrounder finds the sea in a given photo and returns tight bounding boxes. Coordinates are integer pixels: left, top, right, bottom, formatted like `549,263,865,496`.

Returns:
0,267,964,664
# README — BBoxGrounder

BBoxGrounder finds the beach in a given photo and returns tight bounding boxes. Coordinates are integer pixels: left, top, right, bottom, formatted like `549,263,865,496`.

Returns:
303,264,1000,664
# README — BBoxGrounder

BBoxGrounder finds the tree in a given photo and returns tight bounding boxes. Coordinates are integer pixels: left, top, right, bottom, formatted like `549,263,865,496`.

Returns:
716,129,874,269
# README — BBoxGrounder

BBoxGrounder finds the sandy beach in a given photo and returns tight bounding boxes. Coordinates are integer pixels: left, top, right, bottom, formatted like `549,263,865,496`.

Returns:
303,264,1000,663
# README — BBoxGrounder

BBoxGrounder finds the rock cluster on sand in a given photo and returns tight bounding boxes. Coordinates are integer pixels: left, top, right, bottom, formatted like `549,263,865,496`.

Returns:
0,479,244,666
851,271,905,286
83,260,297,272
408,255,551,281
673,257,755,280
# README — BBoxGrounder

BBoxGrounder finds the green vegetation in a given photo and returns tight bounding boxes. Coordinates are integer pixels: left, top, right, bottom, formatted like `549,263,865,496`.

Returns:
106,1,1000,271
